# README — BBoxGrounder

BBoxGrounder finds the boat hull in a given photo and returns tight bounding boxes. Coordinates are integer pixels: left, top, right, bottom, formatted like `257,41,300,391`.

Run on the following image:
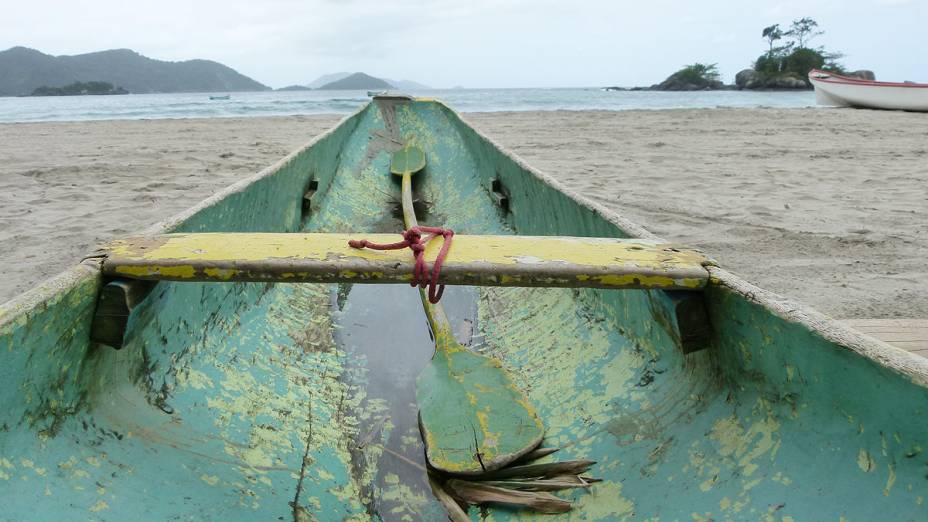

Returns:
810,69,928,111
2,99,928,520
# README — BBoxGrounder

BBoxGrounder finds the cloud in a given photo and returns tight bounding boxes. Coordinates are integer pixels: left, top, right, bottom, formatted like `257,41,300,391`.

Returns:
0,0,924,87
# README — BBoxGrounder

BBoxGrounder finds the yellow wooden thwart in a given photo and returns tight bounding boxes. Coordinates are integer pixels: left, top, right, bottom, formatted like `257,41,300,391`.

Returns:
99,233,712,290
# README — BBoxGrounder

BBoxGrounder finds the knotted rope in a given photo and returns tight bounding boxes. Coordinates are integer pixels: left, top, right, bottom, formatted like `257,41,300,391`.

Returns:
348,226,454,303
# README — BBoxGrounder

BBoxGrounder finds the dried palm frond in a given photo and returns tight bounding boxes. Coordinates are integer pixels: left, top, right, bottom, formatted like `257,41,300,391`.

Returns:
429,447,598,518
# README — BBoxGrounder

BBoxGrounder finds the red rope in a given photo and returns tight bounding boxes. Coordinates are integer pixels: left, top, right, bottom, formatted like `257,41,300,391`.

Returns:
348,226,454,303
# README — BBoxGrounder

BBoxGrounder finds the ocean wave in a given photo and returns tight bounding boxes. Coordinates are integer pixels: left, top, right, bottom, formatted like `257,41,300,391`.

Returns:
0,89,816,123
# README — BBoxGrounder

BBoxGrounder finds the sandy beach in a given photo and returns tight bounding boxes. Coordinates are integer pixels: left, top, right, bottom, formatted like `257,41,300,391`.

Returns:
1,108,925,318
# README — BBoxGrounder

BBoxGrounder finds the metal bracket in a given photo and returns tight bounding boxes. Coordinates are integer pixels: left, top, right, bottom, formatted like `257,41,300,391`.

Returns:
491,178,510,213
90,279,156,349
301,178,318,224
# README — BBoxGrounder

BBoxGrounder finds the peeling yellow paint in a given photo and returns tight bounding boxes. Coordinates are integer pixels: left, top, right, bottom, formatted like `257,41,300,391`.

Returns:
89,500,109,513
475,410,500,452
377,479,431,519
176,367,214,390
857,449,874,472
113,264,197,279
709,412,780,477
574,480,635,519
203,267,236,279
699,475,717,491
884,464,896,496
200,474,220,486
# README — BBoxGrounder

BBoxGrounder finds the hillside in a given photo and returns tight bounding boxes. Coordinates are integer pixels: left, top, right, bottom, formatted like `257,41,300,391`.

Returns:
308,71,430,90
0,47,269,96
385,78,432,90
318,72,393,90
307,72,352,89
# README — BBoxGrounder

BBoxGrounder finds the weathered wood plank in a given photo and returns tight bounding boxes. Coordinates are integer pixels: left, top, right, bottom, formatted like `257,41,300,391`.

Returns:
98,233,712,290
842,319,928,356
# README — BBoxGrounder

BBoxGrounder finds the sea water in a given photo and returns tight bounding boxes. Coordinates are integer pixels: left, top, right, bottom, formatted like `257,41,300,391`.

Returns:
0,88,817,123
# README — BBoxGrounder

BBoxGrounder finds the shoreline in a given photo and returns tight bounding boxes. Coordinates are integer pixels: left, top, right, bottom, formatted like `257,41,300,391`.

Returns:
1,108,925,318
0,89,817,124
0,104,823,127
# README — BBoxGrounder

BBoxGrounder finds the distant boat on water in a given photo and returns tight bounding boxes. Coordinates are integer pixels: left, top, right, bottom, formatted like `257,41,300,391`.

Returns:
809,69,928,111
209,95,231,100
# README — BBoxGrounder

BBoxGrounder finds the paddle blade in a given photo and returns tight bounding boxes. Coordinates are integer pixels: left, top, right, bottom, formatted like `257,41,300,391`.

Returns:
418,341,544,475
390,145,426,176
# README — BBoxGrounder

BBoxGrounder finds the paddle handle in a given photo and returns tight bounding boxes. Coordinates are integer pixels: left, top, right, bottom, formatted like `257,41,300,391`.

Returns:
400,173,456,342
401,173,418,229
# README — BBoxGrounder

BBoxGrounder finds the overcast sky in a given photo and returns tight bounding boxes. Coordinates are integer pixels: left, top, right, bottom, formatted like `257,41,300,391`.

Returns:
2,0,925,88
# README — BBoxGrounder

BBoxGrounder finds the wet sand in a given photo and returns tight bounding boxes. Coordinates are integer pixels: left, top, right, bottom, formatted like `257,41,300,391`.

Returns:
1,108,925,318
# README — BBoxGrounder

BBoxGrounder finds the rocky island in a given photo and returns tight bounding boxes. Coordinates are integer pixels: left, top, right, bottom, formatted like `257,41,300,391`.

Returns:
606,17,874,92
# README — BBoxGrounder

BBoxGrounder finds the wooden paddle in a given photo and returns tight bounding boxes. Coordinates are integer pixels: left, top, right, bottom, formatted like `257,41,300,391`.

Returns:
390,144,544,475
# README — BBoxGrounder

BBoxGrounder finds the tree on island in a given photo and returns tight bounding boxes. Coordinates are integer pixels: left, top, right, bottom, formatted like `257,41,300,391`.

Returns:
680,63,720,84
653,63,723,91
31,81,128,96
785,17,824,49
737,17,849,89
762,24,784,54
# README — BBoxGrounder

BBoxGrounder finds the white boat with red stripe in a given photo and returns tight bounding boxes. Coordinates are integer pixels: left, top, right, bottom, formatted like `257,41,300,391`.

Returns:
809,69,928,112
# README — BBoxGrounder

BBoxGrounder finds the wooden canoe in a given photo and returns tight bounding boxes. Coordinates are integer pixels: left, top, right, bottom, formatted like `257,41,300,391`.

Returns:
2,98,928,520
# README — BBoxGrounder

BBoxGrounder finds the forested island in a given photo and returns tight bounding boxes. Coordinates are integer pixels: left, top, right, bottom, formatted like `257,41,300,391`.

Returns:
30,81,128,96
607,18,873,92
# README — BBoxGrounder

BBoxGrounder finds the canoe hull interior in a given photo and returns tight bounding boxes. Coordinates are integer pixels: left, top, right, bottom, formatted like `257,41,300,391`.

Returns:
2,99,928,520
